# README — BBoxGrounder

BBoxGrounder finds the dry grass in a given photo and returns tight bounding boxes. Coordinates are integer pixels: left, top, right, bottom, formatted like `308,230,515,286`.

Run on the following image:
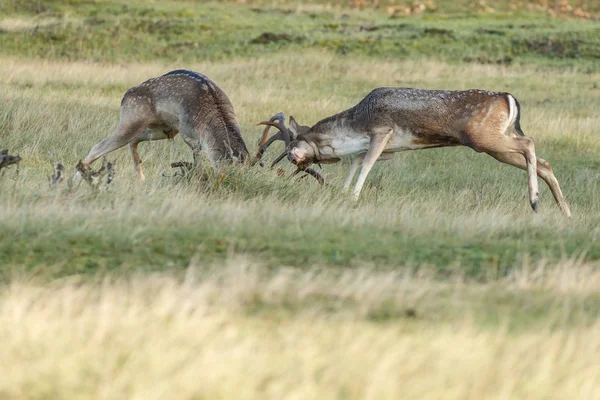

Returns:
1,259,600,399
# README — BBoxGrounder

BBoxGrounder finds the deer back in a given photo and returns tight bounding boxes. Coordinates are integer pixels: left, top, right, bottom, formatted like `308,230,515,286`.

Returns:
305,87,520,152
123,70,249,162
358,88,519,143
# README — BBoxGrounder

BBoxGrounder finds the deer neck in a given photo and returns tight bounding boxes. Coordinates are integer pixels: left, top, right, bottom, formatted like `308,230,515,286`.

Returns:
307,114,369,159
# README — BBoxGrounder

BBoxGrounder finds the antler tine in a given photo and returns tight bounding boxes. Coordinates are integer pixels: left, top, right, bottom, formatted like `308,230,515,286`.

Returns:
291,167,325,185
257,112,286,148
257,121,292,169
269,150,289,168
255,113,293,168
256,120,291,147
253,113,291,166
256,132,284,159
302,167,325,186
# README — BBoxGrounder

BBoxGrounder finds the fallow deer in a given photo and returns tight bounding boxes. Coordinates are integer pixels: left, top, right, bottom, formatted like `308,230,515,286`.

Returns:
75,70,249,181
258,88,572,216
76,70,323,184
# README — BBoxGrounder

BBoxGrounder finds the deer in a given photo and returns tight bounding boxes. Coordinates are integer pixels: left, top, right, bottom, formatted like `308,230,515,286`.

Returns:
75,70,249,181
257,87,572,217
75,69,323,184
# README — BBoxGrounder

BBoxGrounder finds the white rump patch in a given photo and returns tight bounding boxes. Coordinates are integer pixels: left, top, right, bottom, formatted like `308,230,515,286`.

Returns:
507,94,518,129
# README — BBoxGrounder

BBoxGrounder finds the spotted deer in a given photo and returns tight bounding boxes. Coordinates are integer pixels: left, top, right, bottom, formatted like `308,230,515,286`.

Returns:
75,70,252,181
257,88,572,216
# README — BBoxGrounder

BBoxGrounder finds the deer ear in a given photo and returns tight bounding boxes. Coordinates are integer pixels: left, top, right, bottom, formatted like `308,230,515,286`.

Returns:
289,116,301,138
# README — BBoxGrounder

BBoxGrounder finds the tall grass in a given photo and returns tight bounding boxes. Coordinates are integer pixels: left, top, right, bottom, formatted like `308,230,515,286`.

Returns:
1,54,599,274
1,259,599,399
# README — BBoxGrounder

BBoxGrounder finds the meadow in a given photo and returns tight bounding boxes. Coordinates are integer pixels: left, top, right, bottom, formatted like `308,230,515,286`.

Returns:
0,1,599,398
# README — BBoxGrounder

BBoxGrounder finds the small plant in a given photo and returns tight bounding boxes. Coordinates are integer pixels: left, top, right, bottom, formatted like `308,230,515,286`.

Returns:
0,149,21,178
48,152,65,187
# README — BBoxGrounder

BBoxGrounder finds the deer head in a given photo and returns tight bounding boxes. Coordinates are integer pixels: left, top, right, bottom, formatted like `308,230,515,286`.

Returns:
256,113,325,185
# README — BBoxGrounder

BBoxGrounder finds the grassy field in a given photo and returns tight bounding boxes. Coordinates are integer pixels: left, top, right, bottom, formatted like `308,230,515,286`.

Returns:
1,0,599,70
1,1,599,398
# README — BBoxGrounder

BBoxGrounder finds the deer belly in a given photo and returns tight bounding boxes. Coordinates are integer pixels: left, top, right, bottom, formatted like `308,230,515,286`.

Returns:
142,124,178,141
386,130,431,151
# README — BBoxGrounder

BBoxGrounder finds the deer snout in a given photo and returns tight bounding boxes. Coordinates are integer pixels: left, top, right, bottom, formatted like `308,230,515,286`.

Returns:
288,149,301,165
288,147,305,165
288,147,310,165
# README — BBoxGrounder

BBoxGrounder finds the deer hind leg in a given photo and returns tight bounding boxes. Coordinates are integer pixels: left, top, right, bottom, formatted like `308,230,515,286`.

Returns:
471,131,540,212
130,142,144,180
352,129,394,200
488,151,571,217
506,136,539,212
180,133,203,162
129,128,174,180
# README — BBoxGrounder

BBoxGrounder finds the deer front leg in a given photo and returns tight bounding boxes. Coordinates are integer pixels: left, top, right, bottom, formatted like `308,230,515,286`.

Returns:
352,129,393,200
343,152,394,191
343,153,365,191
74,119,148,183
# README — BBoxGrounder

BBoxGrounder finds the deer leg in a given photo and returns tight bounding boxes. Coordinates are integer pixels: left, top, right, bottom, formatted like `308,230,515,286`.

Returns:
129,129,173,180
343,153,365,191
488,151,571,217
83,121,148,166
522,138,539,212
504,137,539,212
75,119,148,182
471,131,540,212
129,142,144,180
352,129,394,200
179,129,203,159
343,152,394,191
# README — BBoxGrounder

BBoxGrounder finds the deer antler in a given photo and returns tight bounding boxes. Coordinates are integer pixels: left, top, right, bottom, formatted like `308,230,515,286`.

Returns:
292,166,325,186
254,113,292,164
0,150,21,169
255,115,325,185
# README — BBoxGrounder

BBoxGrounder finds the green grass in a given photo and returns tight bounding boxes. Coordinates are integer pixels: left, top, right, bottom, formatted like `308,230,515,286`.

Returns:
0,0,599,70
1,54,598,279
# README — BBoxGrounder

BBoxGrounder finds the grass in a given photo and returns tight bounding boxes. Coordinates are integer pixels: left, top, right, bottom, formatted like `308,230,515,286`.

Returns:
1,260,600,399
1,1,600,398
0,1,599,70
1,55,599,277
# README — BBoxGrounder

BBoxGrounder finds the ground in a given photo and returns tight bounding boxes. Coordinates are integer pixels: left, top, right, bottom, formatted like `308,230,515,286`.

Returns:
0,1,599,398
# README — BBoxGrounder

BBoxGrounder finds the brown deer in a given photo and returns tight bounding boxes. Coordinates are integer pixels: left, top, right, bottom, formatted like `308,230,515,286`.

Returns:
76,70,323,184
257,88,572,216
